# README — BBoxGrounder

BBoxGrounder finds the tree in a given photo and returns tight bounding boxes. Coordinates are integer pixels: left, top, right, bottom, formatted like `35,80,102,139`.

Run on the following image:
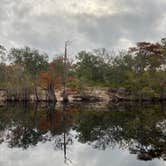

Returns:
0,45,8,87
8,47,48,101
76,51,110,86
0,45,7,63
109,51,134,87
129,42,164,73
40,72,57,102
126,40,166,99
9,47,48,75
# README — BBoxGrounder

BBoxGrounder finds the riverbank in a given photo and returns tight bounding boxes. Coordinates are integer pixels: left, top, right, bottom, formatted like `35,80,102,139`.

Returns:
0,87,166,103
0,87,110,103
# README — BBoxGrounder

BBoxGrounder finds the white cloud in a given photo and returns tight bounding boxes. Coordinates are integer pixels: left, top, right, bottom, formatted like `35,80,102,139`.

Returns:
26,0,117,16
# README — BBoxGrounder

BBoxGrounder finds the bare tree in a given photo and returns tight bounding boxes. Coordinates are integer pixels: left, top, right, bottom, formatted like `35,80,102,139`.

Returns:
63,41,72,102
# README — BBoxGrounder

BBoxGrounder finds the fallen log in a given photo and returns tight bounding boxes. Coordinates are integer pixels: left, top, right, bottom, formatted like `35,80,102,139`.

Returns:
72,95,102,102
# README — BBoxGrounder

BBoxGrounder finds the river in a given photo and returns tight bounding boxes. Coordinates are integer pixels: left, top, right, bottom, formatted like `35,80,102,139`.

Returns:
0,102,165,166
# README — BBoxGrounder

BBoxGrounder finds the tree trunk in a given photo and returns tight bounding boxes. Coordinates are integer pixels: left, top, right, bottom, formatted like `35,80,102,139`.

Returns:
47,82,57,103
34,87,39,102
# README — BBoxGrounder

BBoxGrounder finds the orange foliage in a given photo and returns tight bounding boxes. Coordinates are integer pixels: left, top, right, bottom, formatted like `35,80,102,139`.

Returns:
40,72,53,87
40,72,62,89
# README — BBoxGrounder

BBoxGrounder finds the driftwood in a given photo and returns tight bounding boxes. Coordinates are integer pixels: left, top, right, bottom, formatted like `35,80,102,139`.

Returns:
72,95,102,102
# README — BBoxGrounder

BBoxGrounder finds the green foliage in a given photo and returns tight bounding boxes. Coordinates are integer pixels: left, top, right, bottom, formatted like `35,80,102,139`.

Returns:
9,46,48,76
75,50,112,86
74,38,166,99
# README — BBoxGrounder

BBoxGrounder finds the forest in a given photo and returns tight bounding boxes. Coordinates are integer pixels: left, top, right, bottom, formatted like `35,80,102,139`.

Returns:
0,37,166,102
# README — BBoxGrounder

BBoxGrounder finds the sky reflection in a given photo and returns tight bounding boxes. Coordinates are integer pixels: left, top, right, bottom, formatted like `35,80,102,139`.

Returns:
0,130,165,166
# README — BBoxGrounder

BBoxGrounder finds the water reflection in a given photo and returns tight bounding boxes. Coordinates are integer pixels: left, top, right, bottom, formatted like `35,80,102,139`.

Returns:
0,102,165,165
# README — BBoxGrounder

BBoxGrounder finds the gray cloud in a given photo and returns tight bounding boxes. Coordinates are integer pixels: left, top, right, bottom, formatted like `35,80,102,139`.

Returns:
76,0,166,48
0,0,166,59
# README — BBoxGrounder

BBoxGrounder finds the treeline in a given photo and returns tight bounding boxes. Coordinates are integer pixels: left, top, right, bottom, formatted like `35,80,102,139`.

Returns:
0,37,166,101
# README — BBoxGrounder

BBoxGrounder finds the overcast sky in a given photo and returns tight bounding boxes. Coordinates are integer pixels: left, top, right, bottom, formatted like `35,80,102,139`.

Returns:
0,0,166,59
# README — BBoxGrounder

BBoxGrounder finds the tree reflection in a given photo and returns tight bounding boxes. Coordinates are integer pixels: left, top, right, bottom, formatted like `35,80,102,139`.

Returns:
75,103,166,161
0,103,75,151
0,102,165,162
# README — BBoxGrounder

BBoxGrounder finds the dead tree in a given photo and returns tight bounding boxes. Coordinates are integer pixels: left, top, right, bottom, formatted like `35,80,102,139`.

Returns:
62,41,72,102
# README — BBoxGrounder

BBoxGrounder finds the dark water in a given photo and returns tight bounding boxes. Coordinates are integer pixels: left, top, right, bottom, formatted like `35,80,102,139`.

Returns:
0,102,165,166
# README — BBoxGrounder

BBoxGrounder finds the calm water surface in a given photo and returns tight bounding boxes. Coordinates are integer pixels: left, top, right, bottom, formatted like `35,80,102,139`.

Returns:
0,102,165,166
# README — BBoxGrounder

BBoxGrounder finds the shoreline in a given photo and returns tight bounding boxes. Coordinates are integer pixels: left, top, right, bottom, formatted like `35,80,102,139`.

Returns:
0,87,166,103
